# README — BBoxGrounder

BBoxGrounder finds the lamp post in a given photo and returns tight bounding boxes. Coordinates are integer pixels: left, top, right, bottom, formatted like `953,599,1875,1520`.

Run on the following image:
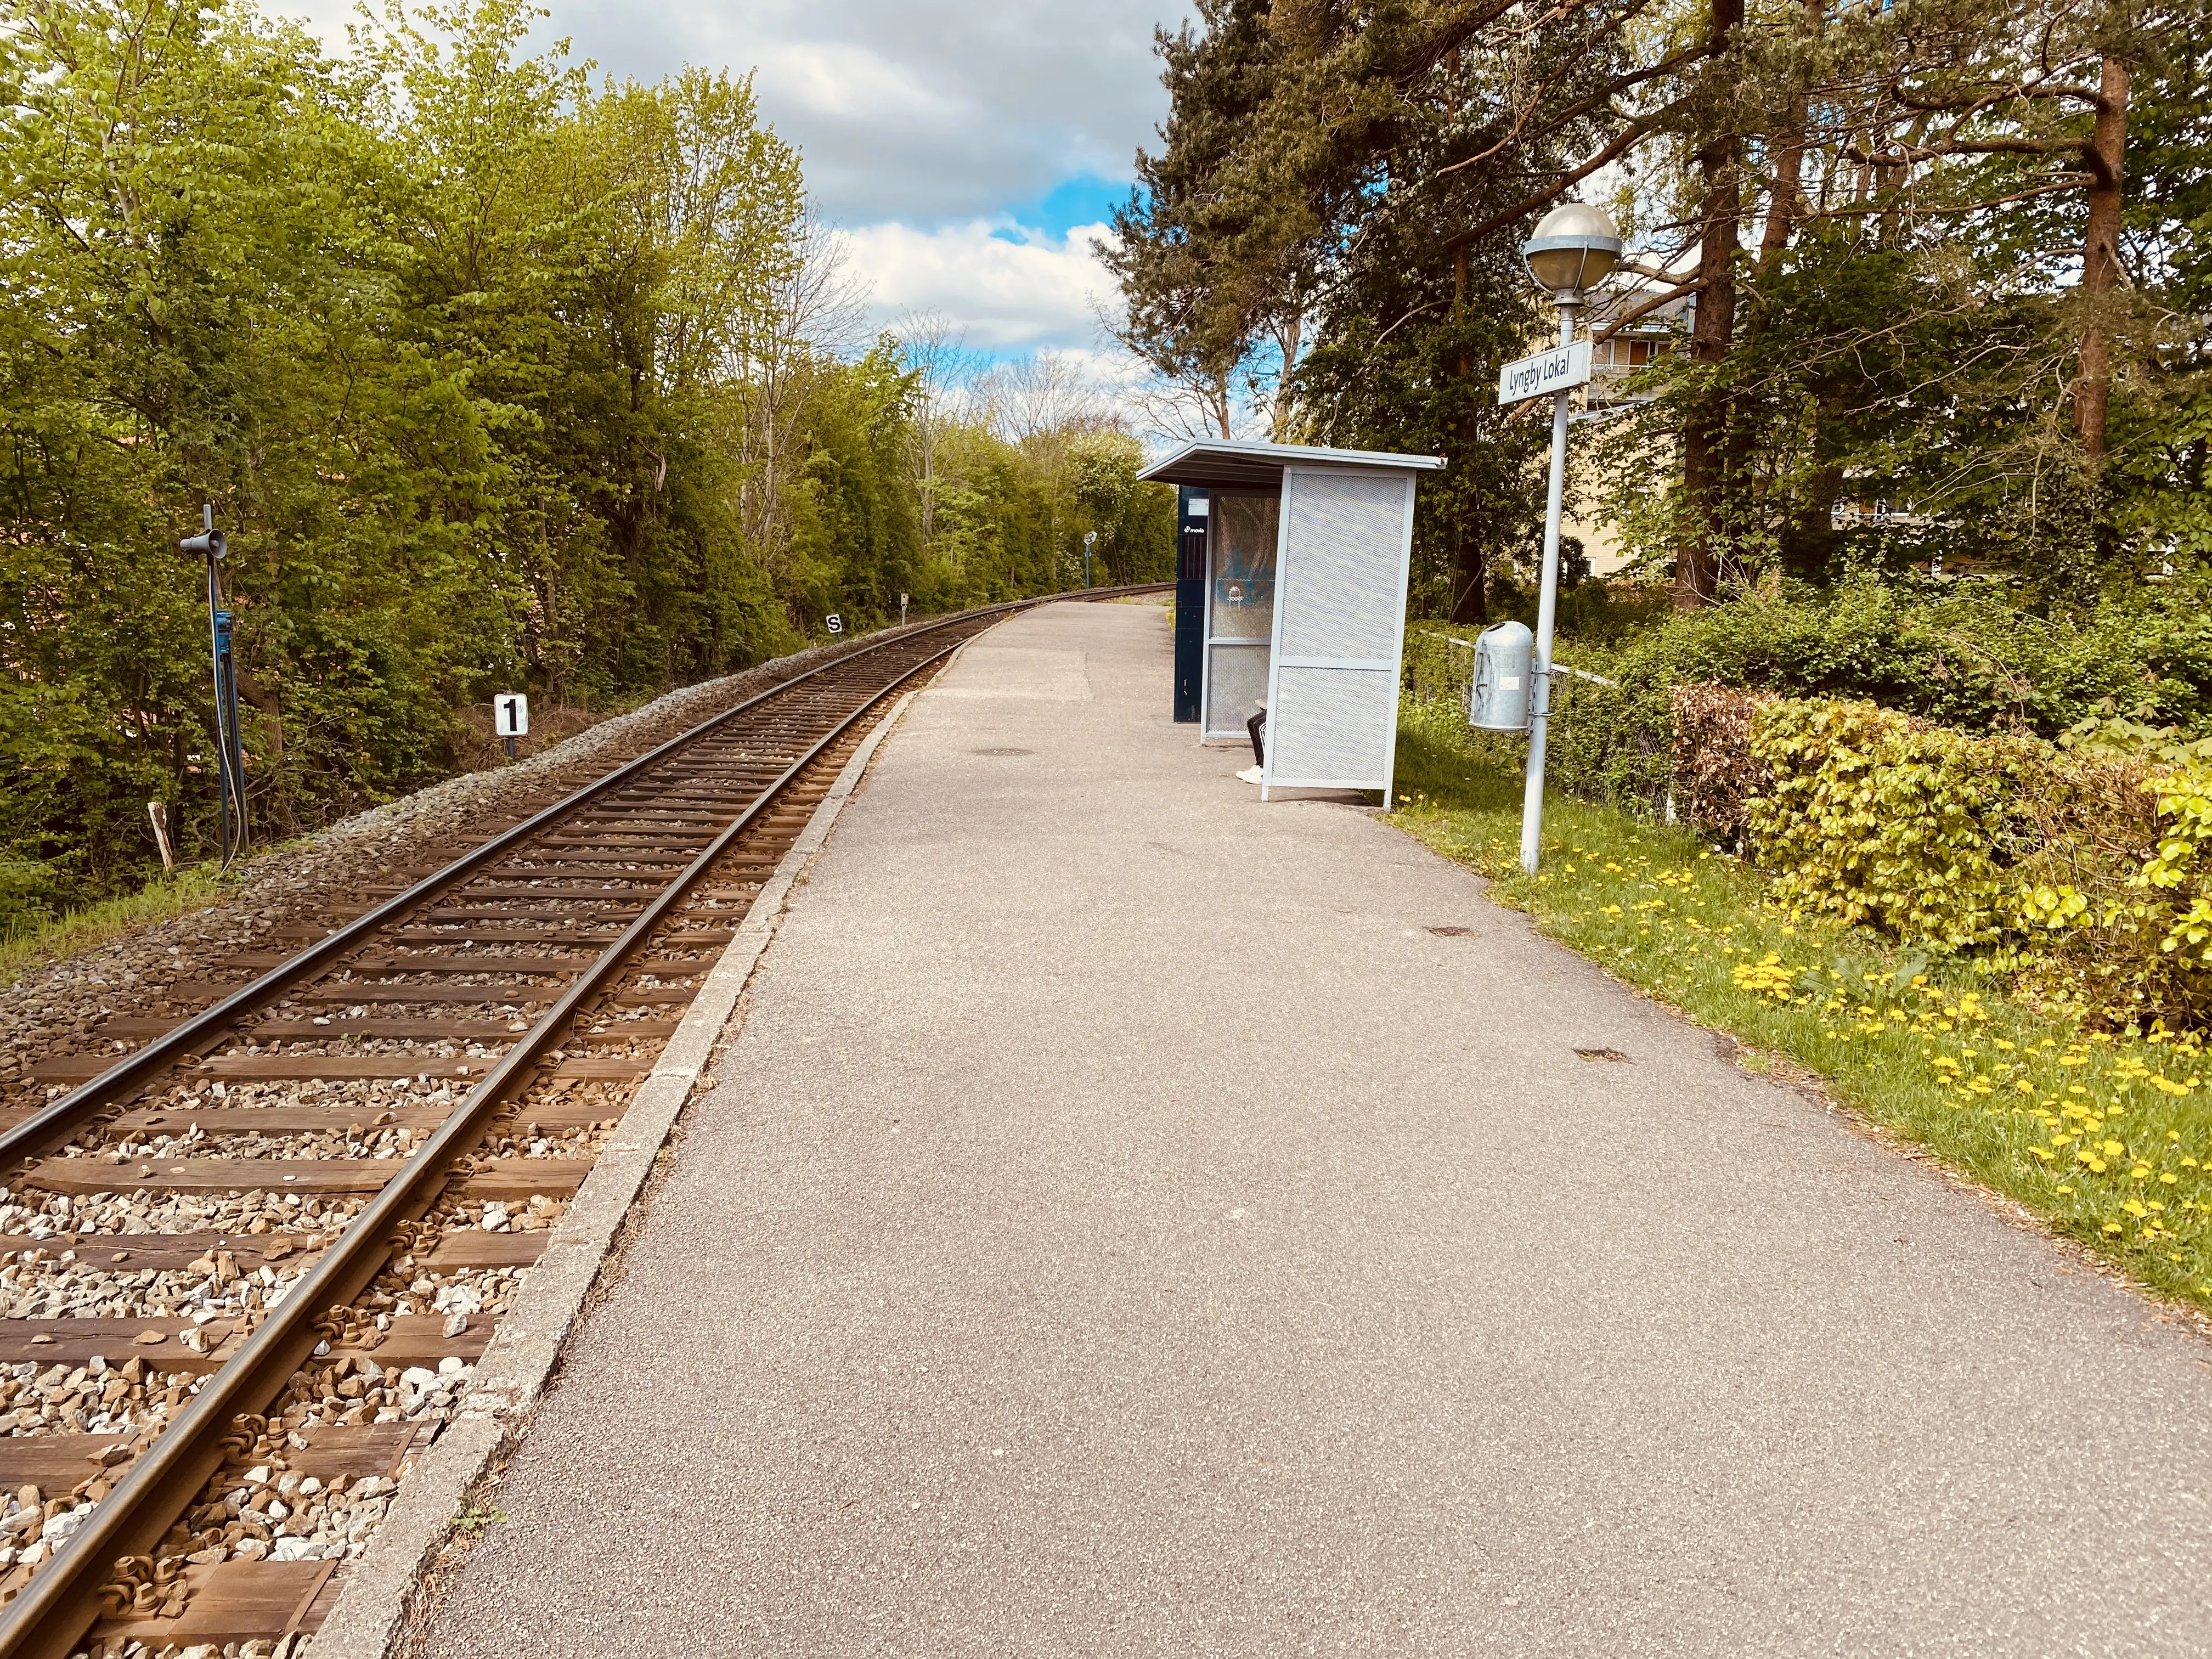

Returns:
1516,202,1621,874
1083,529,1097,589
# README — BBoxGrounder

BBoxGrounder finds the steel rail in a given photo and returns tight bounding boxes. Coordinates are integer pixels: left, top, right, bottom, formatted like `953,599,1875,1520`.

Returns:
0,616,976,1657
0,584,1159,1170
0,582,1164,1659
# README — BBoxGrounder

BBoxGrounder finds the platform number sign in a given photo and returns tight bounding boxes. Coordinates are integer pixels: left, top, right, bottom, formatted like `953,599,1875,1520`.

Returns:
494,692,528,761
825,613,844,635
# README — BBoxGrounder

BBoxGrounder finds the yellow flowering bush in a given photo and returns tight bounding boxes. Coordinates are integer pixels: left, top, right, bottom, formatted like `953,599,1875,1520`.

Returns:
1391,692,2212,1311
2140,769,2212,969
1734,698,2212,1025
1743,700,2031,950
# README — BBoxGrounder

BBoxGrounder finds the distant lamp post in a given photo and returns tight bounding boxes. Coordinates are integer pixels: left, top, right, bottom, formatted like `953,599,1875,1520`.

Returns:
1083,529,1098,589
1515,202,1621,875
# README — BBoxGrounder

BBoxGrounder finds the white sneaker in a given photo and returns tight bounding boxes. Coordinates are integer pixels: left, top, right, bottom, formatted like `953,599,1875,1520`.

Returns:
1236,765,1263,784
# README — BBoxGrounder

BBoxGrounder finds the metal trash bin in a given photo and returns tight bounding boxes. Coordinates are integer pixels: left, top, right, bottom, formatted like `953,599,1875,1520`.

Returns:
1470,621,1534,733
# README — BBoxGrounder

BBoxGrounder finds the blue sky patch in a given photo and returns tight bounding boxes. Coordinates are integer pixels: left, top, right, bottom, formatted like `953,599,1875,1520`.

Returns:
991,172,1133,243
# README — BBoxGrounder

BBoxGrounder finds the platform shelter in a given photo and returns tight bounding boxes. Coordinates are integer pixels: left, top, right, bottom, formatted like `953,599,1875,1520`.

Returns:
1138,439,1443,802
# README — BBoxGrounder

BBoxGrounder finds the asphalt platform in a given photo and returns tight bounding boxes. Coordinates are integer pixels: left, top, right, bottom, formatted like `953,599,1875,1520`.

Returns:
417,600,2212,1657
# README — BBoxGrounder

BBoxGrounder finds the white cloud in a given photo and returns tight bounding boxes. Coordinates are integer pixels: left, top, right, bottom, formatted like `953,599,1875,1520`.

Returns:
264,0,1178,374
750,41,958,124
1046,344,1151,389
840,220,1119,353
266,0,1185,225
553,0,1187,225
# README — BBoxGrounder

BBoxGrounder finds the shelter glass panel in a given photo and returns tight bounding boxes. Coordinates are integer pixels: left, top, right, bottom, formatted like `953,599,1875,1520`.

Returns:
1206,644,1269,736
1208,493,1277,640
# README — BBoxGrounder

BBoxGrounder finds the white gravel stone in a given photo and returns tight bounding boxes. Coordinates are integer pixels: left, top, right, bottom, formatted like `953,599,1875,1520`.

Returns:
40,1504,88,1542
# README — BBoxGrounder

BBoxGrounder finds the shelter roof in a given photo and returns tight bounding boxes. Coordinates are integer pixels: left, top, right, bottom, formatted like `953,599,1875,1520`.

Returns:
1136,439,1446,490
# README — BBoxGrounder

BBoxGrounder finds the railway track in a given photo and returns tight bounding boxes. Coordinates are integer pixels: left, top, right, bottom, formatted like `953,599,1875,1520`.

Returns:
0,590,1159,1659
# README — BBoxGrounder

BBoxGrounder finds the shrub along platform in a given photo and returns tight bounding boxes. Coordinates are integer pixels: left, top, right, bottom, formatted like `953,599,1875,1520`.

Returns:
1393,693,2212,1313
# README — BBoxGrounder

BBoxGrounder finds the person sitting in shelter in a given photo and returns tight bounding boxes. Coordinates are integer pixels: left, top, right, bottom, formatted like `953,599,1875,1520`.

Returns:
1237,702,1267,785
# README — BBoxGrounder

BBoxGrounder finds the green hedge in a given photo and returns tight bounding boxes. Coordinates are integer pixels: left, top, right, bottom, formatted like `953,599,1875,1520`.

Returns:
1399,578,2212,1024
1500,575,2212,815
1736,698,2212,1026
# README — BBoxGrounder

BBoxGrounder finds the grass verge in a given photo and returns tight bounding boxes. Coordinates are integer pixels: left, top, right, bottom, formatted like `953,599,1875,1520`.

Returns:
1391,695,2212,1314
0,866,227,988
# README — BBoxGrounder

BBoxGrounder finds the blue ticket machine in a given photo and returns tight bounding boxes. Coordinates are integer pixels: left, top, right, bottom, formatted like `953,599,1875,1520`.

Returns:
1174,488,1206,723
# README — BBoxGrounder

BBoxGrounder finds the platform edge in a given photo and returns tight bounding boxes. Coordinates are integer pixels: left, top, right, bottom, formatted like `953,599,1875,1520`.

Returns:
304,689,922,1659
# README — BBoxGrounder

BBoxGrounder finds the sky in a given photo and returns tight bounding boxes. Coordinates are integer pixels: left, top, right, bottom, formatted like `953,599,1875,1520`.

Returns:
286,0,1188,367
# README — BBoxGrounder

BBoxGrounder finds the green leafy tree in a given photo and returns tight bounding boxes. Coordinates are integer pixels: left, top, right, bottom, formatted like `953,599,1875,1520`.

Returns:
0,0,1138,934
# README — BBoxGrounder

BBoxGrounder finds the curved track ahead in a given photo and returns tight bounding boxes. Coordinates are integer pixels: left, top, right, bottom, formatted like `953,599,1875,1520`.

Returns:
0,588,1161,1658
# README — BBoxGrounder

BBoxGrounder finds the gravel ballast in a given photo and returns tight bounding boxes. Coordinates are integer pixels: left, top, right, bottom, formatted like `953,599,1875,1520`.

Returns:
0,624,935,1095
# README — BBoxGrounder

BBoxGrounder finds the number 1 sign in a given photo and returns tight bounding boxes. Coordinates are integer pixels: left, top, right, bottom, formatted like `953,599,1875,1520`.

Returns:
494,692,529,761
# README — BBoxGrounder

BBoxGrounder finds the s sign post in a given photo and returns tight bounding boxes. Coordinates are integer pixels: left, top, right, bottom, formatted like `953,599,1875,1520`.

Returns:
180,506,245,866
494,692,529,762
1501,202,1621,874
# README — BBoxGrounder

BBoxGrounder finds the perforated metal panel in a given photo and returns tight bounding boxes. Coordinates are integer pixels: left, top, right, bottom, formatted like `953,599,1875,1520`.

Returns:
1277,472,1408,662
1263,466,1415,794
1270,666,1397,780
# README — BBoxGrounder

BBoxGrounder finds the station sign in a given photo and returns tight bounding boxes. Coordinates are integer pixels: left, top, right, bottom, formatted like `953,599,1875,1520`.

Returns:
1497,341,1593,405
